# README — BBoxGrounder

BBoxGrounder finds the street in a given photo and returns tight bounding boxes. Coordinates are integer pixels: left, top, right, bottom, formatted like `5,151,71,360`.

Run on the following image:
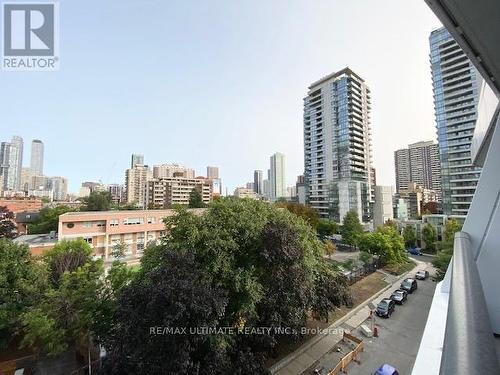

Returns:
345,258,436,374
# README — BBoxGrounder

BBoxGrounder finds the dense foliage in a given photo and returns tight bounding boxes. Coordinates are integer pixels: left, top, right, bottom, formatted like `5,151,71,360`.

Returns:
188,188,206,208
0,206,16,238
402,224,417,248
0,239,46,348
80,191,112,211
421,223,437,252
275,201,319,229
340,211,364,247
433,219,462,281
358,224,407,265
317,219,338,237
28,205,74,234
104,198,352,373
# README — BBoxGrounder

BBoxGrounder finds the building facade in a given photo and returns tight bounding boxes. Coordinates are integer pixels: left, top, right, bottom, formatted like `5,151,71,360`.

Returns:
58,209,205,265
125,164,151,207
0,136,24,191
304,68,373,222
269,152,286,201
30,139,44,177
233,187,258,199
153,164,195,179
145,177,212,208
131,154,144,168
206,166,219,179
394,141,441,196
430,27,481,220
253,170,263,195
373,186,394,228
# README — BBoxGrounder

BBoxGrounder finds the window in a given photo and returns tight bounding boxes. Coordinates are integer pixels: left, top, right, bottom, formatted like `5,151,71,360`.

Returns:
147,217,156,224
83,237,93,244
67,222,74,228
96,221,106,228
110,219,119,227
123,217,144,225
83,222,92,228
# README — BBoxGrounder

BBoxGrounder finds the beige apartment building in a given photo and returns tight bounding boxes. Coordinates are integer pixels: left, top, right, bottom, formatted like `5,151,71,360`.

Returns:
153,164,195,179
146,177,212,208
125,164,152,207
58,209,205,265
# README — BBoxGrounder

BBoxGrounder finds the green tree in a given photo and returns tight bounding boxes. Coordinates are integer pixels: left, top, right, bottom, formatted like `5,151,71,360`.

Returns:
433,219,462,281
358,225,406,265
402,224,417,249
341,211,364,248
188,188,205,208
21,239,106,356
276,201,320,229
422,223,437,253
0,239,47,348
0,206,16,238
28,205,74,234
317,219,338,237
81,191,112,211
138,198,351,352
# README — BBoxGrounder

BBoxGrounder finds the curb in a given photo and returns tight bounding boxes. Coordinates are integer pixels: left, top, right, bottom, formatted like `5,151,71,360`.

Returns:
269,260,422,374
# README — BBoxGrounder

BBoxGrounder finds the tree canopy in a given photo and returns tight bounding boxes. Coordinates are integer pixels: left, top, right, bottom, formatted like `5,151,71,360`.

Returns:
0,239,46,348
421,223,437,253
317,219,338,237
106,198,351,372
81,191,112,211
28,205,74,234
358,225,407,265
433,219,462,281
340,211,364,247
275,201,319,229
0,206,16,238
402,224,417,249
188,188,206,208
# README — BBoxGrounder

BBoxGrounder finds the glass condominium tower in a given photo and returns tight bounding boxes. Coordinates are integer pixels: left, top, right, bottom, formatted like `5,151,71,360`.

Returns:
304,68,372,223
430,27,481,220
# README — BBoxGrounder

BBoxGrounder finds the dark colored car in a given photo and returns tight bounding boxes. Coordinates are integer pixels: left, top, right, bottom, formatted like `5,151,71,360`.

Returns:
400,278,418,294
390,289,408,305
408,247,422,256
376,298,396,318
415,270,429,280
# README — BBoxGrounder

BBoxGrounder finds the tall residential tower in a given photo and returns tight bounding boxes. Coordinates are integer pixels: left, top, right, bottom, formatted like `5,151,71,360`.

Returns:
430,27,481,220
304,68,372,222
269,152,285,201
30,139,44,177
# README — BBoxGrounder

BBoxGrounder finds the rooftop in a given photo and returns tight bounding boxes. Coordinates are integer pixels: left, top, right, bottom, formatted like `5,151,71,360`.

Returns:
14,233,57,246
308,67,365,90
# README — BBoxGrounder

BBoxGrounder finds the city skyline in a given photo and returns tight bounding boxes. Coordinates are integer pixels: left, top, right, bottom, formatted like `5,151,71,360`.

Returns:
0,1,441,194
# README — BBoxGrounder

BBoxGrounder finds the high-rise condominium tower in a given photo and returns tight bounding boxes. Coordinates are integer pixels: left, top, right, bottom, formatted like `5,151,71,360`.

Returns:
131,154,144,168
206,166,219,179
0,136,24,191
253,170,263,195
30,139,44,176
269,153,285,201
394,141,441,196
430,27,481,220
304,68,372,222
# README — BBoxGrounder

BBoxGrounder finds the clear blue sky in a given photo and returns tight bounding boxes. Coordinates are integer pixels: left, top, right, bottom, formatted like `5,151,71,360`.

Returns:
1,0,441,194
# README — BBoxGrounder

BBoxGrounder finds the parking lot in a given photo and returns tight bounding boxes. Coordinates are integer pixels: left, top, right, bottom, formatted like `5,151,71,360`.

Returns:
346,260,436,374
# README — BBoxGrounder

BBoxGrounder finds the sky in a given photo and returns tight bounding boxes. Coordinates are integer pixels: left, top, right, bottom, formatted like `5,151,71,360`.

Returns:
1,0,442,194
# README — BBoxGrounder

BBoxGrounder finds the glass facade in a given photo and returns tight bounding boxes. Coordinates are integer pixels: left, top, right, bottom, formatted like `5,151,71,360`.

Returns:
430,28,481,220
304,68,372,222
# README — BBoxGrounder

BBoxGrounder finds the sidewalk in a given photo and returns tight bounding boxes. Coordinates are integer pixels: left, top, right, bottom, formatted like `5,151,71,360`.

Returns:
271,260,425,375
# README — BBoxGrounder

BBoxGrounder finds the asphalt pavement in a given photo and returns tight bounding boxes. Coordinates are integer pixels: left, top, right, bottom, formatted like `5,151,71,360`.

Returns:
344,260,436,375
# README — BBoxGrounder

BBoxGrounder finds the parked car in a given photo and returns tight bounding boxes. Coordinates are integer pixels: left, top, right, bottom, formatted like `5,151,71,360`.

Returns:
390,289,408,305
408,247,422,256
374,364,400,375
400,278,418,293
376,298,396,318
415,270,429,280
